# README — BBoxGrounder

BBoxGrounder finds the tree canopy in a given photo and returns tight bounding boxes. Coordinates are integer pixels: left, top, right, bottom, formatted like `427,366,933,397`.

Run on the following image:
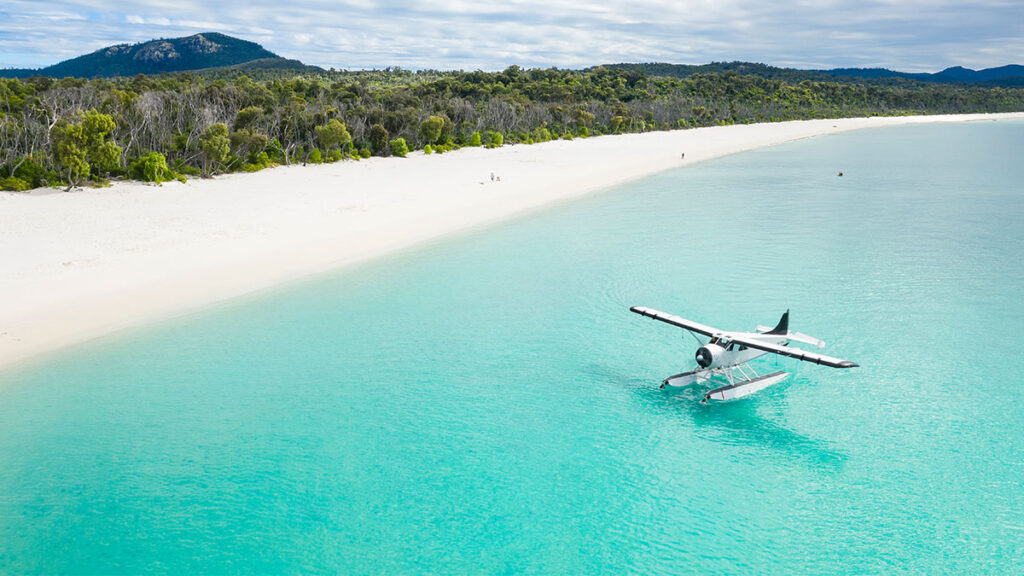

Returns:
2,66,1023,190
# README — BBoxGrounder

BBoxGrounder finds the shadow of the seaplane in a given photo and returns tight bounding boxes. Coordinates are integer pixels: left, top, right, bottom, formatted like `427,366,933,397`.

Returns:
586,363,847,468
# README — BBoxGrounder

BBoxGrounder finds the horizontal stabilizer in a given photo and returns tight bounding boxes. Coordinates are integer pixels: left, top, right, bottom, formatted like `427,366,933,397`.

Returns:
788,331,826,349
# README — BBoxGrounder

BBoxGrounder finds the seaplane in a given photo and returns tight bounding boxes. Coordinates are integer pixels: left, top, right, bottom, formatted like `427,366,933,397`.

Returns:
630,306,858,402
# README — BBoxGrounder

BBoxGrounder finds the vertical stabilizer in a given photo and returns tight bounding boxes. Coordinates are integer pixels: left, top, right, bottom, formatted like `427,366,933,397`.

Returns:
767,310,790,335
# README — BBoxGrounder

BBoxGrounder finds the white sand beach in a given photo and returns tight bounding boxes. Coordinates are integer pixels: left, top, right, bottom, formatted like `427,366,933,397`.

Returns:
2,113,1021,372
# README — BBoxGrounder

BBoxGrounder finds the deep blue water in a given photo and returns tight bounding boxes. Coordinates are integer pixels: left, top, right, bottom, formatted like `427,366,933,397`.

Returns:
2,120,1023,574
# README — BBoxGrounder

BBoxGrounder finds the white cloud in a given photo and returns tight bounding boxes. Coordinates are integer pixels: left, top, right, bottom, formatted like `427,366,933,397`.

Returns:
0,0,1020,71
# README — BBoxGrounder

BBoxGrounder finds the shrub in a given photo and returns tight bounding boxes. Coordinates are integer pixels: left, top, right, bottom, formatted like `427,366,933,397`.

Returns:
489,131,503,147
0,176,31,191
389,138,409,158
129,151,173,183
328,148,344,162
308,148,323,164
241,150,272,172
359,147,371,159
13,156,55,188
469,131,482,147
171,159,201,177
423,144,433,155
252,151,272,168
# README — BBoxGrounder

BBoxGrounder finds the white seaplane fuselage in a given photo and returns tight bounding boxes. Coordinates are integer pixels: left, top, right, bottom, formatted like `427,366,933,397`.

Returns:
695,332,790,370
662,331,796,395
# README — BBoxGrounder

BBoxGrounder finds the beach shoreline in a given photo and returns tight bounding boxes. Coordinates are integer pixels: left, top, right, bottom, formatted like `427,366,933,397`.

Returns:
2,112,1022,374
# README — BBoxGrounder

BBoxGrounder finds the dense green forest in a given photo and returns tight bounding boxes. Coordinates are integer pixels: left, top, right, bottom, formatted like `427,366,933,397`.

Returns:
2,65,1023,191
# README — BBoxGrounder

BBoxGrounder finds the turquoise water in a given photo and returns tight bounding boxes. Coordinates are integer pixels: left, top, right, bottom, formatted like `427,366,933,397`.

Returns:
2,120,1023,574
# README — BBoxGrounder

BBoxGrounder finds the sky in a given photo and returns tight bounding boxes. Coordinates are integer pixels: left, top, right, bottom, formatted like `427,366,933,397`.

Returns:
0,0,1021,72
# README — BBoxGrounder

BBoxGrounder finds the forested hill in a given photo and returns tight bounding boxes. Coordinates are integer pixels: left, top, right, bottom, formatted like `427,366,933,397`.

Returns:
606,62,1024,87
0,33,318,78
822,65,1024,86
602,62,837,84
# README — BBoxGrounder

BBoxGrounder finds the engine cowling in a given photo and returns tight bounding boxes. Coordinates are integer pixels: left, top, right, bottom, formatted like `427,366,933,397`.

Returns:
696,344,725,368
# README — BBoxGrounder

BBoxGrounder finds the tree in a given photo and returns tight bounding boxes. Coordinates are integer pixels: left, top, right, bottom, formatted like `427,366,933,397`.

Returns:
314,119,352,153
47,109,120,189
233,106,263,131
199,123,230,176
230,128,269,165
74,110,123,178
50,121,89,189
573,109,595,130
91,140,123,175
369,123,389,155
418,115,443,145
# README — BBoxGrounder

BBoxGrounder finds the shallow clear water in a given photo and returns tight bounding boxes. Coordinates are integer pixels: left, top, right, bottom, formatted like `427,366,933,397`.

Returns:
2,120,1023,574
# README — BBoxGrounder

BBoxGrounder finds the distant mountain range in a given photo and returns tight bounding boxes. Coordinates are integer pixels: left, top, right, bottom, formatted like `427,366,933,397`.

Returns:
605,62,1024,87
821,65,1024,86
0,32,320,78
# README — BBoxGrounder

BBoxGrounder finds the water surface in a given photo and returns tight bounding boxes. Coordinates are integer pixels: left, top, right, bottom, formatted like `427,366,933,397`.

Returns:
2,120,1022,573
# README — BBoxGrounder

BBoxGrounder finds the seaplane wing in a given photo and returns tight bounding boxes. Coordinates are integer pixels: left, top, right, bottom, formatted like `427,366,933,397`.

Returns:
727,334,858,368
629,306,718,337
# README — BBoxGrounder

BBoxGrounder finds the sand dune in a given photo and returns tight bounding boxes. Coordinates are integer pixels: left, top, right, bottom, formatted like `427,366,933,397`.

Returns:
2,113,1022,372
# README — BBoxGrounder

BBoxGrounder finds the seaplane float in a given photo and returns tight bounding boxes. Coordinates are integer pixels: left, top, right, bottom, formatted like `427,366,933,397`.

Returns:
630,306,858,402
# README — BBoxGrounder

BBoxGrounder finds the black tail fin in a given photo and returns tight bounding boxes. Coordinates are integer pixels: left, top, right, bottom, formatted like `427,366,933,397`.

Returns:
767,310,789,335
